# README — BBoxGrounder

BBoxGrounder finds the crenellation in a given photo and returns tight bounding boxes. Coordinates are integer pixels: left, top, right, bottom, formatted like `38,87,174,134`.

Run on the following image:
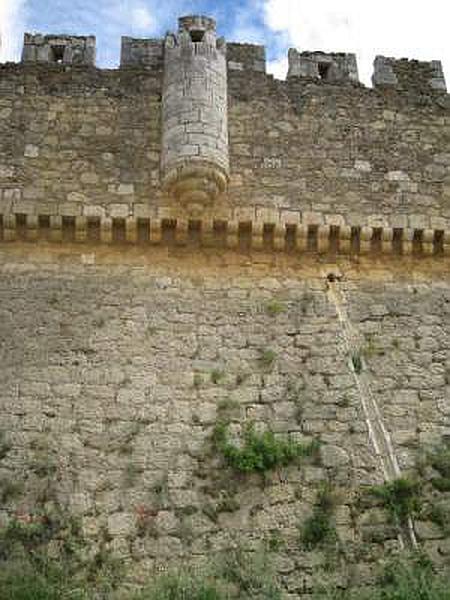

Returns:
120,37,164,69
22,33,96,66
373,56,447,93
287,48,359,83
227,43,266,73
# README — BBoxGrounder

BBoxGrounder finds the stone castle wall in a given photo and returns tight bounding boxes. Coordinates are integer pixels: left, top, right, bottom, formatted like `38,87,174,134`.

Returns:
0,16,449,596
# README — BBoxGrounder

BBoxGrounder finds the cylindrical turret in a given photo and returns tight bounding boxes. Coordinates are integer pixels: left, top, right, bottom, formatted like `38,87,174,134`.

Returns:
161,16,229,208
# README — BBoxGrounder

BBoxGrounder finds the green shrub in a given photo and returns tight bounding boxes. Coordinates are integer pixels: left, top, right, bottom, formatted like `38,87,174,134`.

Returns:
137,571,224,600
137,548,282,600
429,442,450,492
313,553,450,599
265,301,286,316
351,354,363,374
431,477,450,492
0,431,12,461
370,478,421,526
211,370,225,385
213,421,320,474
216,547,282,599
299,484,337,550
429,442,450,478
0,478,23,503
428,502,450,534
258,349,276,370
0,559,88,600
0,518,49,557
0,513,123,599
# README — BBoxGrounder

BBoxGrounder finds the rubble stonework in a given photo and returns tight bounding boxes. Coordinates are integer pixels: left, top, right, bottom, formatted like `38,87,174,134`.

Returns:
0,14,449,597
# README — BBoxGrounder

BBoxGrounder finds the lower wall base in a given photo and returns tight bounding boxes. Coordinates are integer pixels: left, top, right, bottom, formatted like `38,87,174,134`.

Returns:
0,242,449,595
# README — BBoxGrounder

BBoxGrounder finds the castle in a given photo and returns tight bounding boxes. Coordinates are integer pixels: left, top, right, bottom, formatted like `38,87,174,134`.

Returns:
0,15,449,596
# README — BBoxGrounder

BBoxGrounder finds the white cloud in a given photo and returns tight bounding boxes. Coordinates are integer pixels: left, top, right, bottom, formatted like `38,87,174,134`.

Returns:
130,5,154,32
0,0,26,62
264,0,450,87
268,56,288,80
229,5,266,45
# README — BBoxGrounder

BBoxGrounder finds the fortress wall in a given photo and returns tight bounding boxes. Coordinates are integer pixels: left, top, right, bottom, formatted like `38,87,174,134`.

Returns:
0,63,449,237
0,244,449,592
0,22,449,594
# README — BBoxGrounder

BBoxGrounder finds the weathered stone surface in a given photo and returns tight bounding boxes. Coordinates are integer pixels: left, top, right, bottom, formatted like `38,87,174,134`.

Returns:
0,13,449,598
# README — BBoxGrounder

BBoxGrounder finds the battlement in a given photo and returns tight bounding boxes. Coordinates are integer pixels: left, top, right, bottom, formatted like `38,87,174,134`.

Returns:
288,49,359,83
120,37,163,69
21,33,96,65
373,56,447,92
227,43,266,73
12,29,447,95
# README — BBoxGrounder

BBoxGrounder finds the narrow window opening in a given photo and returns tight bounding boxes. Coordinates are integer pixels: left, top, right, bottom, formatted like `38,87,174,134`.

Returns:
413,229,423,255
213,220,227,247
285,224,297,252
371,227,382,253
329,225,340,254
112,218,126,243
318,62,330,80
263,223,275,250
189,30,205,43
62,216,75,241
51,45,65,64
238,222,252,250
434,230,444,255
188,220,202,244
161,219,176,244
15,213,27,239
350,227,360,254
307,225,318,252
393,228,403,254
38,215,50,240
87,217,100,242
137,218,150,243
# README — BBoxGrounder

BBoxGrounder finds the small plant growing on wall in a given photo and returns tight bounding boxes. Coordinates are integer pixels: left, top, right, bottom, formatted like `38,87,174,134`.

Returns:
0,478,24,504
212,420,320,474
258,349,276,370
265,300,286,316
351,353,363,374
0,431,12,461
211,369,225,385
299,483,338,550
369,477,421,526
428,440,450,492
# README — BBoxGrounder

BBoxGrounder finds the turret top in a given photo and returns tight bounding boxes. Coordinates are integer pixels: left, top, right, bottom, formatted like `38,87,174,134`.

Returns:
178,15,217,34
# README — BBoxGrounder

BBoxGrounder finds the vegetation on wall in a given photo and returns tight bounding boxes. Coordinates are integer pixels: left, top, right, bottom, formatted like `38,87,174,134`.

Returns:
212,420,320,474
299,483,338,550
0,512,123,600
313,553,450,600
369,477,421,526
428,441,450,492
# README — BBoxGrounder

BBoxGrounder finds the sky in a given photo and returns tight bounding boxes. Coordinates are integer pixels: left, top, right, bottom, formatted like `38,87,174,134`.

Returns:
1,0,449,87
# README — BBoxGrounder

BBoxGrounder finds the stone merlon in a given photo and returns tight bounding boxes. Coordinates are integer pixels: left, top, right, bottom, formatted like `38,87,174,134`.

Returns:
22,33,96,65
